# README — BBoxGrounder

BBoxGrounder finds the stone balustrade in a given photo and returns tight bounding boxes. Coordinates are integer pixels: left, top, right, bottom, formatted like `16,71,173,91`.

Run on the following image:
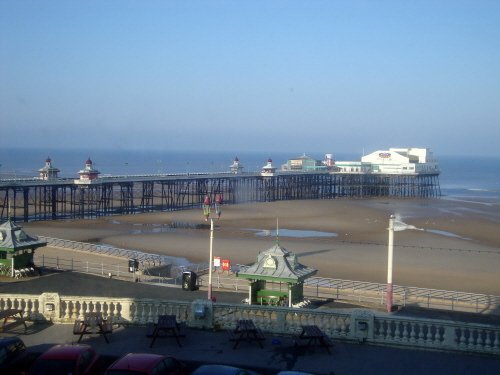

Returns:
372,314,500,355
1,293,498,356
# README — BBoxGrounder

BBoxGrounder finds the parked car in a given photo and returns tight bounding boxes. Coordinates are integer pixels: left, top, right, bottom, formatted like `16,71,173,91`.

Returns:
190,364,261,375
0,337,28,374
27,344,100,375
104,353,187,375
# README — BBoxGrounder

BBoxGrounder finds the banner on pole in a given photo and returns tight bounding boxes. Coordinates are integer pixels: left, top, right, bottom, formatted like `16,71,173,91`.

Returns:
222,259,230,271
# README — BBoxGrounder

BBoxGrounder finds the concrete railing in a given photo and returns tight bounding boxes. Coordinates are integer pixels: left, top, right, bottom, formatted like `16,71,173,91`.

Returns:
1,293,499,356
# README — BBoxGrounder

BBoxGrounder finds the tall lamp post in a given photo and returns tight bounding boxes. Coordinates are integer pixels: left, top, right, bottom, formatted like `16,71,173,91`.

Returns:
204,194,222,301
386,214,395,312
208,218,214,300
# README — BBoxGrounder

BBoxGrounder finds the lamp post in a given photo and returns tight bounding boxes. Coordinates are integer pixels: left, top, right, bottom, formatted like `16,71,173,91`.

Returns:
386,214,395,312
204,194,222,301
208,218,214,301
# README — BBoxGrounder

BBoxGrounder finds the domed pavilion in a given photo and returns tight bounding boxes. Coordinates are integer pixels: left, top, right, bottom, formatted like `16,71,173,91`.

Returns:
38,157,60,180
236,241,317,307
0,218,47,277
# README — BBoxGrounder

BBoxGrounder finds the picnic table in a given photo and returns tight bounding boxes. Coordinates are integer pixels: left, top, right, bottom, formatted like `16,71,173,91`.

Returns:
73,312,113,343
295,325,333,354
0,309,27,331
147,315,186,348
227,319,265,349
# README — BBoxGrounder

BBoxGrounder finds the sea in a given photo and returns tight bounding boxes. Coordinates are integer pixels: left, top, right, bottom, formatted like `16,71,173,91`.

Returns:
0,147,499,204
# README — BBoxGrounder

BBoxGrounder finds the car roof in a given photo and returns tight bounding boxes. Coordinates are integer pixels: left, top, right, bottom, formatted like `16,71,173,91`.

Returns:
191,364,260,375
107,353,167,371
38,344,94,360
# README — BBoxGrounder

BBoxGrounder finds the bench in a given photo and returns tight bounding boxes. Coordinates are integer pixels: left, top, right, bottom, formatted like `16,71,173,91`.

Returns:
146,321,187,338
73,312,113,343
226,329,266,341
148,315,186,348
226,327,266,341
227,320,266,349
0,309,28,331
295,325,333,354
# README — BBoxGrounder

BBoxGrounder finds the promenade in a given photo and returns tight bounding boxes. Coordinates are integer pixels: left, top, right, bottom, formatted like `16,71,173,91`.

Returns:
1,272,500,374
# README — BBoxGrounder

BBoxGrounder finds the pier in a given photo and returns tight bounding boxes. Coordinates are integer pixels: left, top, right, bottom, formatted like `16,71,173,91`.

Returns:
0,171,440,222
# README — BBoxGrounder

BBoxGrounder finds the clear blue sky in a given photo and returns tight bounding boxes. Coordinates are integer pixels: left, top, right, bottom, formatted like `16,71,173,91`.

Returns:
1,1,499,156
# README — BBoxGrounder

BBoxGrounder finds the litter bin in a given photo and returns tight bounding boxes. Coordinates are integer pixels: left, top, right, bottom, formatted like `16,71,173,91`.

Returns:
182,271,197,291
128,259,139,273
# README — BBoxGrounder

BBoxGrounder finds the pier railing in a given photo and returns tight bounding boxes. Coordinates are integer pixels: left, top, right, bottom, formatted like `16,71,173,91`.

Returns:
0,293,498,356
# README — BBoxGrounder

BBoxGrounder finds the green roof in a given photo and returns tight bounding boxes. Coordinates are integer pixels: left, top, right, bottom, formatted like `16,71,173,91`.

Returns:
237,243,317,283
0,219,47,251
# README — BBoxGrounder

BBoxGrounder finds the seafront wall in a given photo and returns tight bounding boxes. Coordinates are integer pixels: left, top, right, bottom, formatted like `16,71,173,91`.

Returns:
1,292,498,356
31,236,500,315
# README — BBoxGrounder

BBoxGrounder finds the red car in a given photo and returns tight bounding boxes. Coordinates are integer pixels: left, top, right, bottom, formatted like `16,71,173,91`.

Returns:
104,353,187,375
28,344,100,375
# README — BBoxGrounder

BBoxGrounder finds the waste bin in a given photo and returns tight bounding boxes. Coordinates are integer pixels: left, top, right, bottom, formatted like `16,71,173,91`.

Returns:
128,259,139,273
182,271,197,291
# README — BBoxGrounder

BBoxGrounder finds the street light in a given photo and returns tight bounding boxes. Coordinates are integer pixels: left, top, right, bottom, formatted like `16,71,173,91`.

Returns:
208,218,214,301
386,214,395,312
203,194,222,301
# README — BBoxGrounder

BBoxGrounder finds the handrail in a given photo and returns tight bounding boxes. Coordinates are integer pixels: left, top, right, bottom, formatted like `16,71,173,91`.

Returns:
39,236,206,271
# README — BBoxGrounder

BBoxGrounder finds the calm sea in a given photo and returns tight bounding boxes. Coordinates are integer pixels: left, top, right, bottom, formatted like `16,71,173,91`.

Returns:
0,148,499,202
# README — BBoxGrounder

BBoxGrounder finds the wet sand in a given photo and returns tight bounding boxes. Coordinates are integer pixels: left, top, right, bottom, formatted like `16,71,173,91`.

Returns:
24,198,500,295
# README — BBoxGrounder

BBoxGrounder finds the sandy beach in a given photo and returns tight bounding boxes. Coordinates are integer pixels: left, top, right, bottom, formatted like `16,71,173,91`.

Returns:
24,197,500,295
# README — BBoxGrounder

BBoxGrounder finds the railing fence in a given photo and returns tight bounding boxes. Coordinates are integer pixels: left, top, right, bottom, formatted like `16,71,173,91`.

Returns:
36,237,500,315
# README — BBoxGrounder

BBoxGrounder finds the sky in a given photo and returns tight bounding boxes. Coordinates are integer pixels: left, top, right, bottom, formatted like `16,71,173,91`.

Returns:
1,1,499,156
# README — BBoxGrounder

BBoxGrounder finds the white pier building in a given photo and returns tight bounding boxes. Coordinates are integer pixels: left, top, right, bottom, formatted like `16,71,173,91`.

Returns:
336,148,439,175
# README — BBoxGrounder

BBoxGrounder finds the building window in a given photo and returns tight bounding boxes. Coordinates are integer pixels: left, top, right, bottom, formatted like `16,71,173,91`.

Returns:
0,251,6,260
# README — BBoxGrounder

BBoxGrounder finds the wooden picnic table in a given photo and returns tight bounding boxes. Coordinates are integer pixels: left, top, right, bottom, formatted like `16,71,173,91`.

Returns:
0,308,27,331
148,314,186,348
296,325,333,354
228,319,265,349
73,312,113,343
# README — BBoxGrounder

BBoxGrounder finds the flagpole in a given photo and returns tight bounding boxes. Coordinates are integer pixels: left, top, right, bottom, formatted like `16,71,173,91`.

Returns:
387,214,395,312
